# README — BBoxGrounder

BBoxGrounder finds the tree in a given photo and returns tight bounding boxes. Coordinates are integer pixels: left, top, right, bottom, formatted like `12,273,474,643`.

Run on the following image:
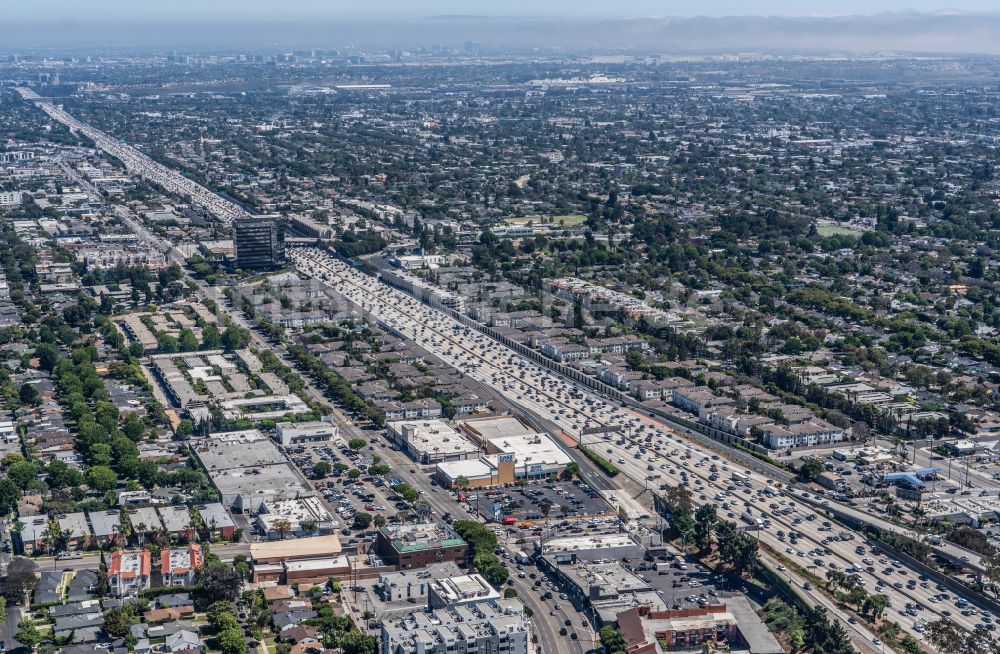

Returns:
201,324,222,349
599,626,627,653
179,328,200,352
15,618,42,649
663,486,693,515
273,519,292,540
693,504,717,549
925,620,966,654
454,476,471,490
86,465,118,492
340,629,377,654
803,606,854,654
348,438,367,451
0,596,6,622
862,594,888,620
18,383,39,406
353,512,373,530
206,600,236,627
716,521,758,577
373,515,387,529
221,325,244,351
473,552,509,588
312,461,332,478
394,483,420,503
348,468,361,480
6,459,36,490
983,552,1000,597
452,520,498,556
176,418,195,438
5,556,37,601
300,520,318,536
233,555,252,582
0,478,20,513
798,459,825,482
35,343,61,372
123,414,145,441
103,606,132,638
559,462,580,481
671,511,695,546
194,563,242,609
217,627,247,654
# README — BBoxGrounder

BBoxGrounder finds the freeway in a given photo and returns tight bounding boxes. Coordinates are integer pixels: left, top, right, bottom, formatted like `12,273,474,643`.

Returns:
288,246,990,647
797,493,986,574
19,88,250,226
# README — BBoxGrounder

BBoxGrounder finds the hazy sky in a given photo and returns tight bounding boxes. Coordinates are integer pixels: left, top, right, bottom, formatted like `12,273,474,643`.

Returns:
9,0,1000,21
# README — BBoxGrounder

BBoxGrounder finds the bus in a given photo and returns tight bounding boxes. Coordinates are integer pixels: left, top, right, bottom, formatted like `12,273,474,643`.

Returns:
741,512,764,529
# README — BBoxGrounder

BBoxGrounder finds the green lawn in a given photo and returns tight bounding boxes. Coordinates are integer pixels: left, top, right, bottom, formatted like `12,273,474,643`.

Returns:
816,224,861,236
504,214,587,226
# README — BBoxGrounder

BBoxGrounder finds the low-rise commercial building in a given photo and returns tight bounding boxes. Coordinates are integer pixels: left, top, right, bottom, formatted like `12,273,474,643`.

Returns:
428,574,501,609
387,419,479,464
275,419,339,446
257,496,334,540
540,533,644,565
374,523,468,569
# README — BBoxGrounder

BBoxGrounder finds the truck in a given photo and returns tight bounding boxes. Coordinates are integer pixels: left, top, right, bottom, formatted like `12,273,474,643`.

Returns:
741,512,764,529
515,550,532,565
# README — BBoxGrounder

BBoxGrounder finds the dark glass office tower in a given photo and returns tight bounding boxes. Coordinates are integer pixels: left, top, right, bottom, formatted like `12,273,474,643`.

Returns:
234,215,284,270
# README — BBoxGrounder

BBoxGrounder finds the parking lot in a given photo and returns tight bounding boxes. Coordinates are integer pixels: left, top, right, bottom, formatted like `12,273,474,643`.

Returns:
285,439,400,540
472,479,613,525
634,557,732,610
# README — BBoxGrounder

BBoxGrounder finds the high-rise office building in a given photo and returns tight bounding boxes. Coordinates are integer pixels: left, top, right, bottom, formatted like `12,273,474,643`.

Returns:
234,215,284,270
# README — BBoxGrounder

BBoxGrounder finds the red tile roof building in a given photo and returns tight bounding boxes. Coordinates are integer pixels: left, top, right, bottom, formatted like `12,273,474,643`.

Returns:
109,549,152,597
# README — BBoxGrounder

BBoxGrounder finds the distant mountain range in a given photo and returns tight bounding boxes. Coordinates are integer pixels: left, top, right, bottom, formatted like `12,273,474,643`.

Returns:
4,12,1000,54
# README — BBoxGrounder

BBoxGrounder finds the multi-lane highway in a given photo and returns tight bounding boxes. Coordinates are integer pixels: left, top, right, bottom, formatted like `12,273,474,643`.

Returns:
17,87,251,226
289,245,993,648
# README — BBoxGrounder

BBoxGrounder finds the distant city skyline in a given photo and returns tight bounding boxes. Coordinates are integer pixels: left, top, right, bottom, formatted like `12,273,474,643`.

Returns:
9,0,1000,21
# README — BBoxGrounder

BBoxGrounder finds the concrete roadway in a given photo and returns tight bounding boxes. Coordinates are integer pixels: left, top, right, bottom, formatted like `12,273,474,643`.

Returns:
287,248,981,647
